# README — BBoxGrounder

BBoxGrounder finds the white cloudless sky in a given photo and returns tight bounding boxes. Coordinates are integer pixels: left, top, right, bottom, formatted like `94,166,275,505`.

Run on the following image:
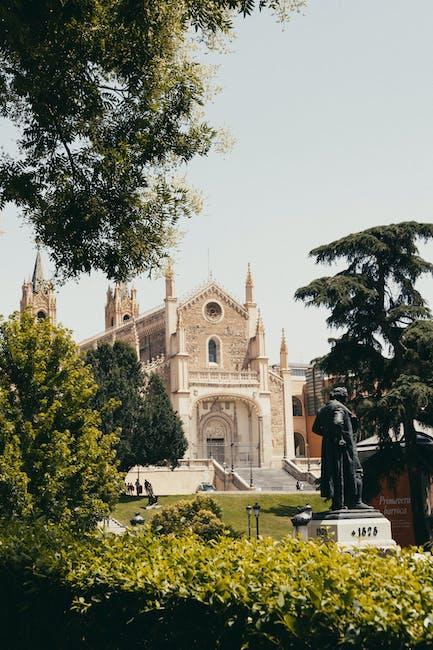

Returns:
1,0,433,364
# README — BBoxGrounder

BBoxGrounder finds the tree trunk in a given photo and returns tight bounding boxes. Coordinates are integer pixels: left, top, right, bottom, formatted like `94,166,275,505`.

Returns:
404,418,429,545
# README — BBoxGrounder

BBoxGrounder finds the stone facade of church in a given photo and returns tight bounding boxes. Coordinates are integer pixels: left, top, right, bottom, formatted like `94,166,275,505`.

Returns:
21,255,322,468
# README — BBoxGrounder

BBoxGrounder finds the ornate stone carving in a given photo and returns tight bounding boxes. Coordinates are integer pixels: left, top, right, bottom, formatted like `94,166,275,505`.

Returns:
204,418,227,439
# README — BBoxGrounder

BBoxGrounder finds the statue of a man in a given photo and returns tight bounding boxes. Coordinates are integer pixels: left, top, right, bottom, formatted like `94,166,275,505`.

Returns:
312,387,370,511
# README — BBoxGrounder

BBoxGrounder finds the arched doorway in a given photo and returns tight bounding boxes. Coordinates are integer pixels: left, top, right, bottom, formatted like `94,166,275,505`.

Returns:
294,432,306,458
194,396,262,467
203,416,230,465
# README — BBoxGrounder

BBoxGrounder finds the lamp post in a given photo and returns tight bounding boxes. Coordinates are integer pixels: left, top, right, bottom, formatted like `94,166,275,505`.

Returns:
252,502,261,539
223,461,227,491
230,441,234,471
249,452,254,488
246,505,252,540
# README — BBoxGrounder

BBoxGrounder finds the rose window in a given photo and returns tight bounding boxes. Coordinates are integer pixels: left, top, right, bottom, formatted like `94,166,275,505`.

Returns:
205,301,222,321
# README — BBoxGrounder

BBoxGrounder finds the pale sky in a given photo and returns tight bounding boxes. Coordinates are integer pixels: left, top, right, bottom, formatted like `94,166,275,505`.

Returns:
1,0,433,364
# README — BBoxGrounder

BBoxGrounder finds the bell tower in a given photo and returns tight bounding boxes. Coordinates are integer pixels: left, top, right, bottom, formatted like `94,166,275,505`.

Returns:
105,282,139,330
20,251,57,323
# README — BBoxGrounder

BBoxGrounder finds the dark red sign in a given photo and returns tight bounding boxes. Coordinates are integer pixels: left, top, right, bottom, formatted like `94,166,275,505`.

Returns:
370,471,415,546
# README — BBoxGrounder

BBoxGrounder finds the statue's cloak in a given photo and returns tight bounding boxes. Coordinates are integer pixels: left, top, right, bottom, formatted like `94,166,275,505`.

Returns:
312,399,361,506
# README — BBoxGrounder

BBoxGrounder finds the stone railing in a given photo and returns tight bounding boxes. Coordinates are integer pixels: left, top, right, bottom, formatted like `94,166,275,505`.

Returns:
212,459,253,492
283,458,320,486
178,458,214,469
189,370,259,387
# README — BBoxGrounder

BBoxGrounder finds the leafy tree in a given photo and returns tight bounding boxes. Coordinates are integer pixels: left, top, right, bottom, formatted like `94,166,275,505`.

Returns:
0,312,122,531
140,373,187,469
86,346,186,470
86,341,145,471
0,0,304,280
295,221,433,543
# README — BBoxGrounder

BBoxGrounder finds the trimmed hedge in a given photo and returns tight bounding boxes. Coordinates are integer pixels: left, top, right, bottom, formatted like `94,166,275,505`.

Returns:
1,523,433,649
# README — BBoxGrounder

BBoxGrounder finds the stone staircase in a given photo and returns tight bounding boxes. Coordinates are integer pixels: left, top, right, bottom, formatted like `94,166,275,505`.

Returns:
98,517,127,535
234,467,302,492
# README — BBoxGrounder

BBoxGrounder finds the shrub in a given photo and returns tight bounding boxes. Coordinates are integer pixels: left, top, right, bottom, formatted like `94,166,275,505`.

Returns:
1,521,433,649
150,495,226,538
190,509,228,541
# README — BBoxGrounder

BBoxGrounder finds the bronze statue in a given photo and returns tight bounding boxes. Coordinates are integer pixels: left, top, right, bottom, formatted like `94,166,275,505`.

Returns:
312,387,371,511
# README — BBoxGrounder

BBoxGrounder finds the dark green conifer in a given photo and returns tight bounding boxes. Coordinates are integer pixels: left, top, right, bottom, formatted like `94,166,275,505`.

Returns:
296,222,433,543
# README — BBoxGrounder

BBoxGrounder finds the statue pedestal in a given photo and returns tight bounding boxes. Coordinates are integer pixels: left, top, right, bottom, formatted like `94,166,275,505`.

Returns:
300,509,397,549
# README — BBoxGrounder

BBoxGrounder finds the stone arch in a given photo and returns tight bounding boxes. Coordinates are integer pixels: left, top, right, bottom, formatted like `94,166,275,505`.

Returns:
294,432,306,458
192,395,262,467
190,394,262,418
199,411,233,465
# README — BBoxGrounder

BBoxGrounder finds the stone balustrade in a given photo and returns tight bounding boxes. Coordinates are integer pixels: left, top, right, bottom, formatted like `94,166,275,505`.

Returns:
189,369,259,386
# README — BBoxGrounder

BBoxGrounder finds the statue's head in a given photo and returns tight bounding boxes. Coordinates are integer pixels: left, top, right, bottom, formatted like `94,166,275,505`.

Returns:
330,386,349,404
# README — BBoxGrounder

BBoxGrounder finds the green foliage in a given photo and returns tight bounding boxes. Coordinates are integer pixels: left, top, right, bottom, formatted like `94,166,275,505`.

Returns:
141,372,188,468
2,522,433,649
86,341,146,471
0,0,304,280
295,222,433,543
0,313,122,530
85,349,186,470
149,495,237,540
295,222,433,432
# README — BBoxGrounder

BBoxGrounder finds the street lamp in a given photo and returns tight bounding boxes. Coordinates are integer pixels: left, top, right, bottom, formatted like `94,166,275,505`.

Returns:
223,461,227,491
252,502,261,539
249,452,254,488
246,505,252,540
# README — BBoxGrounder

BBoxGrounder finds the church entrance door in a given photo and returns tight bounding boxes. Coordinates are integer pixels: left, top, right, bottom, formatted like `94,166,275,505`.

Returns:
206,438,225,464
202,416,230,465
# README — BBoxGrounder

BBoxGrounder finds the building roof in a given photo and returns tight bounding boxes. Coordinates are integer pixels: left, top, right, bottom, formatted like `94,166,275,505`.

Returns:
79,303,164,348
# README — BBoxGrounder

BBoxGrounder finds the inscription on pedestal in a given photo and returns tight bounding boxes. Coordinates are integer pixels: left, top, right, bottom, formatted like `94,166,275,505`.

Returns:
306,510,396,549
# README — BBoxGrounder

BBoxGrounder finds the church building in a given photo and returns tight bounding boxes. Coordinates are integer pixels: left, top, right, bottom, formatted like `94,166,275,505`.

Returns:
20,254,323,470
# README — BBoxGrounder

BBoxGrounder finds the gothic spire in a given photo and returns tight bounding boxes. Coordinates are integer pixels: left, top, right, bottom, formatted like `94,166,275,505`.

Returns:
165,258,174,279
245,262,254,304
280,328,288,370
165,258,175,299
32,250,44,293
256,309,264,334
112,282,129,300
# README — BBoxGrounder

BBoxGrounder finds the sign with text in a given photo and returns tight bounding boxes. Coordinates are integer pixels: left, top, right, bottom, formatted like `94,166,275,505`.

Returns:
370,472,415,546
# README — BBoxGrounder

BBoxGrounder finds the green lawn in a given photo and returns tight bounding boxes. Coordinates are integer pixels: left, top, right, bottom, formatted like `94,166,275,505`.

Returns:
113,492,329,540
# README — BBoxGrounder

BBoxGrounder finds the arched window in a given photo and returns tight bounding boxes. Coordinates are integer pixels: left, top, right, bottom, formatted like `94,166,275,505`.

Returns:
294,432,306,458
208,338,217,364
123,314,130,322
292,396,303,417
36,310,46,320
